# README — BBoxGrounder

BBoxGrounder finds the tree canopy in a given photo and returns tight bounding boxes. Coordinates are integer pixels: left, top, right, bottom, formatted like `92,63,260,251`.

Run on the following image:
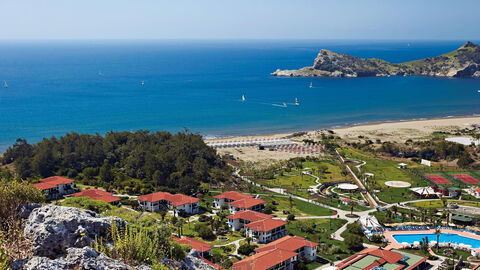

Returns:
2,131,231,195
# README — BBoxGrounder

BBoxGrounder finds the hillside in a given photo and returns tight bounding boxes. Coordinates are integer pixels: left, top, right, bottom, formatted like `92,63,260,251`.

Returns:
271,41,480,78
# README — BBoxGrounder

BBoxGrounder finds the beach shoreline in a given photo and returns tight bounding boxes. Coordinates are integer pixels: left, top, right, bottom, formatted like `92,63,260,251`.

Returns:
205,115,480,143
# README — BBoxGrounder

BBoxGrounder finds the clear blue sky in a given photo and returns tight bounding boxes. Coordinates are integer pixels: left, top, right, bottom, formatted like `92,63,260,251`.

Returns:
1,0,478,40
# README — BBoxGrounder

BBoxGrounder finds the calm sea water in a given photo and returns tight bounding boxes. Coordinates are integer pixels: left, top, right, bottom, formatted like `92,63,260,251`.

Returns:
0,40,479,152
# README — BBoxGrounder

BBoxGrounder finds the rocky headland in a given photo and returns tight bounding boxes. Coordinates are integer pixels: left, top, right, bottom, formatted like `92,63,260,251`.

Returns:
271,41,480,78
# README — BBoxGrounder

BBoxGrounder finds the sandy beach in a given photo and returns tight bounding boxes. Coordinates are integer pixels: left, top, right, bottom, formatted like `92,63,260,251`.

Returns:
207,116,480,162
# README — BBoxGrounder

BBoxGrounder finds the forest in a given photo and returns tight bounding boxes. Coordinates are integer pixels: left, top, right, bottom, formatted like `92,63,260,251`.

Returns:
1,131,231,195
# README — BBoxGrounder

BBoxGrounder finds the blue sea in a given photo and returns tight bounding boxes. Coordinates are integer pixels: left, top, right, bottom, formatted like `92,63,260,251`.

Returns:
0,40,479,152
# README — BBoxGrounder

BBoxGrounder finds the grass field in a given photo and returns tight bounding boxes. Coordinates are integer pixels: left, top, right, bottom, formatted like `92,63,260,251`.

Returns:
260,159,349,190
408,199,480,208
259,194,333,217
340,148,432,204
286,218,350,261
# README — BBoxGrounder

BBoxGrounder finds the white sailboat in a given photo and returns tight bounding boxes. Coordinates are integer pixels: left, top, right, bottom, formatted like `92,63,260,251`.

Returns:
283,102,287,108
309,82,312,88
241,94,246,102
141,81,145,86
295,97,299,106
3,81,7,88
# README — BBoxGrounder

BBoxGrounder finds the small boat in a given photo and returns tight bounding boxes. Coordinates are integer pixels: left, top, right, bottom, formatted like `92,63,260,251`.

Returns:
477,90,480,93
141,81,145,86
309,82,313,88
3,81,7,88
283,102,287,108
98,71,103,76
242,94,246,102
295,97,299,106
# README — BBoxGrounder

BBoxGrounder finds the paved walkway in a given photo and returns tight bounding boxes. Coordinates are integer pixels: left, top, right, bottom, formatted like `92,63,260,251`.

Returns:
214,237,245,256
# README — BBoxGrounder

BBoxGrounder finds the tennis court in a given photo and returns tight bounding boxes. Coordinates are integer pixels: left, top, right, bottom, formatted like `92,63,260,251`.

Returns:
453,174,480,184
425,175,452,184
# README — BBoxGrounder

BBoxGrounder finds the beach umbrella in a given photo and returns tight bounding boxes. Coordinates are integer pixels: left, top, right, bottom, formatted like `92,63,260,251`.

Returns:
413,241,420,246
401,242,409,246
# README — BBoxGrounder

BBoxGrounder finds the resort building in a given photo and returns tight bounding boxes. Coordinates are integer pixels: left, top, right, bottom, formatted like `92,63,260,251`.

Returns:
172,236,212,258
336,247,428,270
138,191,199,215
33,176,75,200
71,189,120,205
229,198,265,213
227,210,273,231
214,191,265,213
245,218,287,244
233,248,298,270
213,191,252,208
255,236,318,262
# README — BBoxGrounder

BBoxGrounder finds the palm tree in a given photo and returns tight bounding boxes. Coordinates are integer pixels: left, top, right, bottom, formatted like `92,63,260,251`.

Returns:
435,228,441,251
246,237,252,246
350,201,357,215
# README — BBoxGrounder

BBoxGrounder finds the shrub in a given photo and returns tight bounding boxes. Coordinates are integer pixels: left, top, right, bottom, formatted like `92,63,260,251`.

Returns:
287,214,295,221
194,223,215,241
0,238,8,270
61,196,113,214
238,244,255,256
344,234,363,251
0,180,44,231
94,221,172,266
346,222,363,235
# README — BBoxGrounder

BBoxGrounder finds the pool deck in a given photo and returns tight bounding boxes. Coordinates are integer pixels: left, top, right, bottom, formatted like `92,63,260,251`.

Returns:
384,228,480,251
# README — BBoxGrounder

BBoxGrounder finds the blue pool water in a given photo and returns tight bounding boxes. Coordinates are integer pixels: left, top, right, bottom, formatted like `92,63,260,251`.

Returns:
1,40,480,152
393,233,480,248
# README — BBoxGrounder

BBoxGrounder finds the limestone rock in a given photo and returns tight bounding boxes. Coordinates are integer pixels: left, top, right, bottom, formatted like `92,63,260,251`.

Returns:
24,205,124,257
183,250,216,270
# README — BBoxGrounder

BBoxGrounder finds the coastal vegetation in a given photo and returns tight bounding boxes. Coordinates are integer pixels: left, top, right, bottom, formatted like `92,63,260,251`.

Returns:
1,131,232,195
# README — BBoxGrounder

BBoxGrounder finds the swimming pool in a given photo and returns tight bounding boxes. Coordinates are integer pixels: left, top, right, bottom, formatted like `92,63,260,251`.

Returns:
393,233,480,248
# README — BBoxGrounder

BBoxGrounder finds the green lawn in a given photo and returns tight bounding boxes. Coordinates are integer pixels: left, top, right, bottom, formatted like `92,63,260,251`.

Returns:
408,199,480,208
340,148,431,204
259,195,333,217
287,218,351,261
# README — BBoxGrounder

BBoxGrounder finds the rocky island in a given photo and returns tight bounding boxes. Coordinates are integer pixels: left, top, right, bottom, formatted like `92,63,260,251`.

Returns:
271,41,480,78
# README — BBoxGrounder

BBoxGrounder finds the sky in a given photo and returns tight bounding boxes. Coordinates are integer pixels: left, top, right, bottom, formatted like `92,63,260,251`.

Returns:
0,0,478,40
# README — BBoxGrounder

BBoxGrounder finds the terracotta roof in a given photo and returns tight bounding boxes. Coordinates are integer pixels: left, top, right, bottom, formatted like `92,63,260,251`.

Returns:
201,258,222,269
229,198,265,209
255,236,318,253
72,189,120,204
227,210,273,222
214,191,252,201
39,176,74,185
138,191,199,206
172,236,212,253
246,219,286,232
233,248,297,270
337,247,424,270
33,182,58,190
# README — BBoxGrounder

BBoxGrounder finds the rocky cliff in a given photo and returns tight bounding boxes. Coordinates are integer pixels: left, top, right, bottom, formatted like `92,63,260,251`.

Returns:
271,41,480,78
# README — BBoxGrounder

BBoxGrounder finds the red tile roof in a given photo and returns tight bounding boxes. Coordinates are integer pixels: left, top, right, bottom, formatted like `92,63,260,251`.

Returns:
201,258,222,269
246,219,286,232
227,210,273,222
337,247,427,270
172,236,212,253
255,236,318,253
214,191,252,201
72,189,120,204
233,248,297,270
33,182,58,190
138,191,199,206
39,176,74,185
229,198,265,209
